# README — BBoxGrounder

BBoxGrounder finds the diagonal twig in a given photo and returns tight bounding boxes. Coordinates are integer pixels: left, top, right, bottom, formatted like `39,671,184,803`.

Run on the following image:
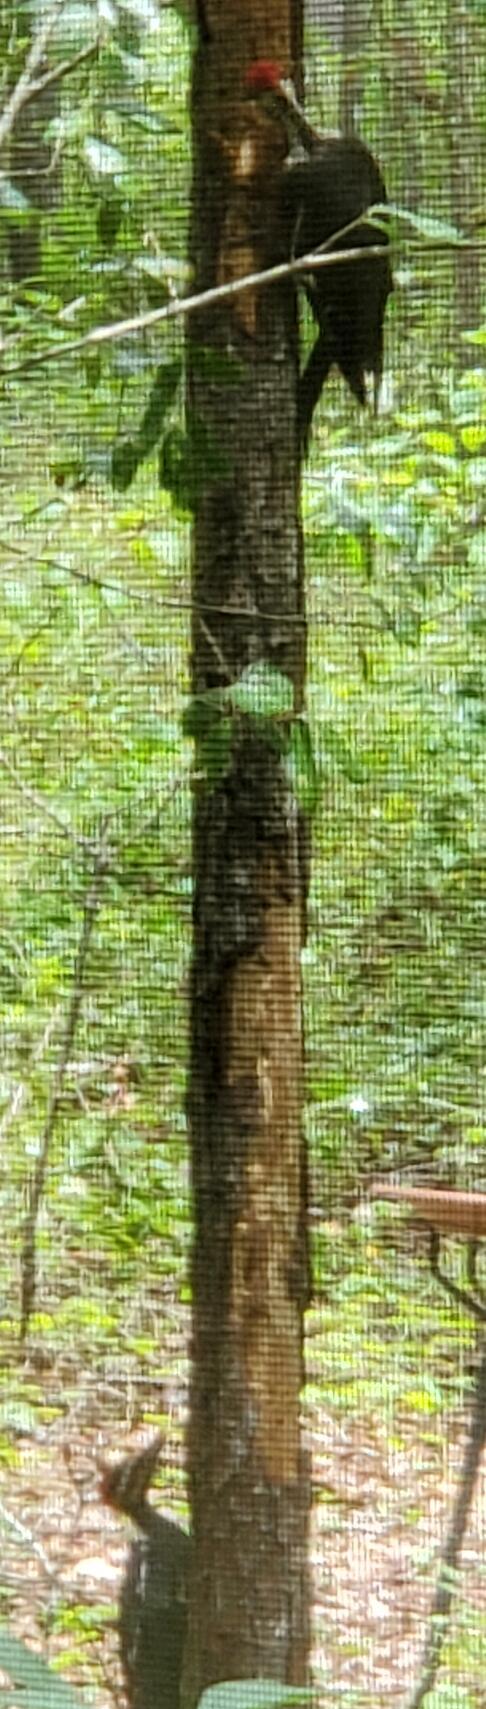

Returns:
0,0,70,154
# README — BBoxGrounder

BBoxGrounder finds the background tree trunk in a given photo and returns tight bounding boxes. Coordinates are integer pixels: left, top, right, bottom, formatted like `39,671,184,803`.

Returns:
446,0,484,361
186,0,310,1701
5,2,61,285
8,79,61,283
338,0,368,136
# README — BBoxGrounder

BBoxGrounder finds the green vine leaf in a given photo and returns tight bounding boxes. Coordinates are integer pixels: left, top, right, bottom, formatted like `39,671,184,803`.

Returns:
231,664,294,720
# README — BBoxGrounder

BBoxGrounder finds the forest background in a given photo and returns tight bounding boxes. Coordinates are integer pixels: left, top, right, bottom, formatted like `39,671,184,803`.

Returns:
0,0,485,1705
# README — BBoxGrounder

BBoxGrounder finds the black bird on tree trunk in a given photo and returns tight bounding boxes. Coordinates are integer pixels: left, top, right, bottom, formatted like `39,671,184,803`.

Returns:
245,60,393,445
101,1435,191,1709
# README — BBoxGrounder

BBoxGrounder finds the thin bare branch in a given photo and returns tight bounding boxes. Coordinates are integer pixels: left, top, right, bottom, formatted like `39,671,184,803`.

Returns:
1,535,425,633
0,1500,59,1584
19,37,100,109
0,0,70,153
3,239,391,377
0,536,306,625
7,225,480,382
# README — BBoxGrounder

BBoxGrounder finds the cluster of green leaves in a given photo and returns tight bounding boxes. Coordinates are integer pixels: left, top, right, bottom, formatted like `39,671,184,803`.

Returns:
0,1630,314,1709
185,663,319,812
304,357,486,1197
0,4,195,1359
1,1,191,428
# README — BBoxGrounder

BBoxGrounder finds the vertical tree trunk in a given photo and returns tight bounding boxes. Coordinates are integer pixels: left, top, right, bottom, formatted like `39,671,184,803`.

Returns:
339,0,368,135
186,0,310,1701
446,0,484,360
372,0,423,213
386,0,425,214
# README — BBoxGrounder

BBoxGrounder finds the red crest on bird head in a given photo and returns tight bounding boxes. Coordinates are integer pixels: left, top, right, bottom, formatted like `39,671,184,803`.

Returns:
244,60,286,95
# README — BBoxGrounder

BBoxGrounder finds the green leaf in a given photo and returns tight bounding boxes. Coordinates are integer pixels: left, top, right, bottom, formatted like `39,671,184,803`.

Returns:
199,1684,313,1709
97,194,124,249
420,430,456,455
200,719,233,785
0,173,33,216
400,1382,442,1415
182,690,229,741
84,138,127,182
460,424,486,452
0,1627,85,1708
0,1401,39,1435
158,426,194,514
112,361,181,490
118,0,161,26
463,324,486,346
231,665,294,720
111,437,140,491
286,719,320,815
387,206,465,244
49,4,100,53
136,360,182,454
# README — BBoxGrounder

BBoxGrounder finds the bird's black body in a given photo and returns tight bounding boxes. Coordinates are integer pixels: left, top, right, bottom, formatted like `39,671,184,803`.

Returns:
102,1437,191,1709
245,62,392,444
279,140,391,440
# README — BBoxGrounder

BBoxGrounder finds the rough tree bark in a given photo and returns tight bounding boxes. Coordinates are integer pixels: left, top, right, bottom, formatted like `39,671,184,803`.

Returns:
186,0,310,1701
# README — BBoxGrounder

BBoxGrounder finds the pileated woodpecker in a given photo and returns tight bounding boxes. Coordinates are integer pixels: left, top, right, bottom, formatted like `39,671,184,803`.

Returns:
245,60,392,444
101,1435,191,1709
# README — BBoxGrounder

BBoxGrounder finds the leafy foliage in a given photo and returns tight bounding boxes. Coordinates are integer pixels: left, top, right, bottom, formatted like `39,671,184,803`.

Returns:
0,1626,87,1708
0,0,486,1702
200,1686,314,1709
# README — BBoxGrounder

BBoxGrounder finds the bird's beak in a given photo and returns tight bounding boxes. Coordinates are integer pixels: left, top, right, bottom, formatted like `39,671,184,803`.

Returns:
278,77,299,107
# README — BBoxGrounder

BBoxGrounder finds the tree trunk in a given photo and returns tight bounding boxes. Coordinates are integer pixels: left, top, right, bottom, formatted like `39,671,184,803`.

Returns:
186,0,310,1701
446,0,484,361
339,0,369,136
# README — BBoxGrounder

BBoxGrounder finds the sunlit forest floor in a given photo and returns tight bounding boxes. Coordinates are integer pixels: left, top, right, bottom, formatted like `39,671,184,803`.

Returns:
2,1293,485,1708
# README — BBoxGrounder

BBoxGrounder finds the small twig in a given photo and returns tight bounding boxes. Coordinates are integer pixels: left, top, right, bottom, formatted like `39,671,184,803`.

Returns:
0,744,93,853
20,841,110,1340
0,536,307,627
17,37,100,112
0,1500,58,1584
429,1229,486,1325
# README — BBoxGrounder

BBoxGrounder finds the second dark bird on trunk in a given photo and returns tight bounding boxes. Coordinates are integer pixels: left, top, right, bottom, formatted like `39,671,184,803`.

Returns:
101,1435,191,1709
